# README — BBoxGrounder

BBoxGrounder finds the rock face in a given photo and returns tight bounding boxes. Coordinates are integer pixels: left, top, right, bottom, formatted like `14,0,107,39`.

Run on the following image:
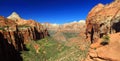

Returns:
85,33,120,61
85,0,120,61
0,16,17,27
0,32,23,61
61,20,85,32
7,12,21,21
0,12,49,61
86,0,120,43
43,20,85,33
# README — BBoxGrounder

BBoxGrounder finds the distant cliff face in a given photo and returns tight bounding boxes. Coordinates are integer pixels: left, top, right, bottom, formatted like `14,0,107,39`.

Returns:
0,12,49,61
43,20,85,33
61,20,85,32
86,0,120,43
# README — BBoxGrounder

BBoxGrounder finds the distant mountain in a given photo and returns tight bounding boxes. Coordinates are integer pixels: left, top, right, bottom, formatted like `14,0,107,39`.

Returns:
7,12,21,21
43,20,85,32
7,12,44,27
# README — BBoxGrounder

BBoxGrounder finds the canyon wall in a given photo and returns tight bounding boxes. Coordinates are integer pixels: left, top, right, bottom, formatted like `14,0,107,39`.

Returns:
0,12,49,61
86,0,120,43
85,0,120,61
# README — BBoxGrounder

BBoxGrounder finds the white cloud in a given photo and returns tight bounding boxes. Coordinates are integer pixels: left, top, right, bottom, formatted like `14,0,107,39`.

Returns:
63,20,85,25
73,21,77,23
51,23,59,26
70,20,85,23
78,20,85,23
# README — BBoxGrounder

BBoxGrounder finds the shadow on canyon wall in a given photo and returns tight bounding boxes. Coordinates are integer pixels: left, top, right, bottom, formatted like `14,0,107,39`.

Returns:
0,32,23,61
112,21,120,33
0,28,49,61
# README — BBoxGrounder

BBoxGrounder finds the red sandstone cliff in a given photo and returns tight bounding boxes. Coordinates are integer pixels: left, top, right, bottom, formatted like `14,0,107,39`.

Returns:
0,12,49,61
86,0,120,43
85,0,120,61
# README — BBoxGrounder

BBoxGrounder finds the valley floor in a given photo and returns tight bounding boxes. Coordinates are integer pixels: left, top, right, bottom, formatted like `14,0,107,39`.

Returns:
21,31,90,61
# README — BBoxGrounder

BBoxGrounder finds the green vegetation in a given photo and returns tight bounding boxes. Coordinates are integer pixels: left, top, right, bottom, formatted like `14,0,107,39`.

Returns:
0,26,9,30
18,25,30,28
21,30,90,61
63,32,79,39
48,30,56,36
18,25,30,30
21,36,90,61
0,27,3,30
21,37,69,61
48,30,79,39
101,35,110,45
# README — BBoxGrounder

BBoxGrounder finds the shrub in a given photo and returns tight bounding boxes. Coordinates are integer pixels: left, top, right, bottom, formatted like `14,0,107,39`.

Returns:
100,35,110,45
0,26,8,30
0,27,3,30
63,32,79,39
18,25,30,28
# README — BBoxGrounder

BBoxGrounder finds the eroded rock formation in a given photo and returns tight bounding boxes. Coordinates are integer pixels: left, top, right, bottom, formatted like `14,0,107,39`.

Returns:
0,12,49,61
86,0,120,43
85,0,120,61
85,33,120,61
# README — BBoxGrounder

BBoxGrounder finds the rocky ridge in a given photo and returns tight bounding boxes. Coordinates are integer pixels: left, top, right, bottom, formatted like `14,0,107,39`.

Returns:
85,0,120,61
85,33,120,61
86,0,120,43
0,12,49,61
43,20,85,33
7,12,21,21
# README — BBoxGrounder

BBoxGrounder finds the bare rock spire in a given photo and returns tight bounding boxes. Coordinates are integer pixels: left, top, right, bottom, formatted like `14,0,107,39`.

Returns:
7,12,21,21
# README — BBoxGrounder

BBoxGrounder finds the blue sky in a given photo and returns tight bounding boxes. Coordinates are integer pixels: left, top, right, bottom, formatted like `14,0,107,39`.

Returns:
0,0,113,24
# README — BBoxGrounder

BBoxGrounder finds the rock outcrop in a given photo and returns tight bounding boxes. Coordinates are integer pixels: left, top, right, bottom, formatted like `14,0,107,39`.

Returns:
7,12,21,21
0,16,17,27
0,12,49,61
85,33,120,61
0,32,23,61
86,0,120,43
85,0,120,61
